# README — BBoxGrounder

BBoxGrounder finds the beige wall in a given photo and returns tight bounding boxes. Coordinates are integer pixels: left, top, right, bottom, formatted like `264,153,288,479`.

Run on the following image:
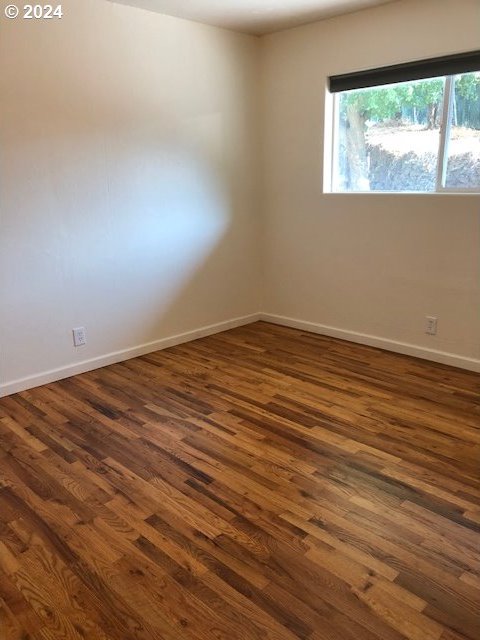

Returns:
0,0,261,394
2,0,479,395
260,0,480,366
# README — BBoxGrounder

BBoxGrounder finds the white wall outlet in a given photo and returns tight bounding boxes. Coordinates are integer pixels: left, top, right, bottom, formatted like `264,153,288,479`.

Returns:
425,316,438,336
72,327,87,347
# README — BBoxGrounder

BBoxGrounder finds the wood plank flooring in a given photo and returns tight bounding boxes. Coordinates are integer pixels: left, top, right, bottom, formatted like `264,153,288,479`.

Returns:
0,321,479,640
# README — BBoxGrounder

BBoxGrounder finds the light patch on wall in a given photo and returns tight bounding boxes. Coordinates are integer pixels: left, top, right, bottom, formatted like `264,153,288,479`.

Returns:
102,134,230,338
1,109,232,373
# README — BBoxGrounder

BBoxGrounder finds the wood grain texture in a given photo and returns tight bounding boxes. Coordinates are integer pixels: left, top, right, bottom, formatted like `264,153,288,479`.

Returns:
0,321,479,640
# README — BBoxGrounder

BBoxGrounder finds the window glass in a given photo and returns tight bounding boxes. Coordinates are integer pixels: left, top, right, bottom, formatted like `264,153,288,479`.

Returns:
330,69,480,193
445,72,480,190
334,78,445,192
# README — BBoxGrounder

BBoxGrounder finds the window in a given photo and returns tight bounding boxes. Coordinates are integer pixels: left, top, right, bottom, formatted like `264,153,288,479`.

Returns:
326,52,480,193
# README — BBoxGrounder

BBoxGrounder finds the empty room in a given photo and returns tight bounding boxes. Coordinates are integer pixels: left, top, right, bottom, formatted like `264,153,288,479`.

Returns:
0,0,479,638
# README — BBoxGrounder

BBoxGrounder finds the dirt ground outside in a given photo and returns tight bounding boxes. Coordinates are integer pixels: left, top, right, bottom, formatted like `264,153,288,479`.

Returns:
366,124,480,190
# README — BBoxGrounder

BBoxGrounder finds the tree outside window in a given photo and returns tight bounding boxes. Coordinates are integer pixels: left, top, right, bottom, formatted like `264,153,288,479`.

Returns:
332,72,480,192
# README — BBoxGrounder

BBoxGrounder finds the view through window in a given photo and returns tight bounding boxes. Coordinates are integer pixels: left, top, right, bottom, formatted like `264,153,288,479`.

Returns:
330,72,480,192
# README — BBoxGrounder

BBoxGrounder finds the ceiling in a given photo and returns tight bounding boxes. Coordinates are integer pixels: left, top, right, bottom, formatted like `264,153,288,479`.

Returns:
108,0,399,36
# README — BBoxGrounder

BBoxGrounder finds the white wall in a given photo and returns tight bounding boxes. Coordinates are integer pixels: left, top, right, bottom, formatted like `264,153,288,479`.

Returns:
0,0,261,394
260,0,480,369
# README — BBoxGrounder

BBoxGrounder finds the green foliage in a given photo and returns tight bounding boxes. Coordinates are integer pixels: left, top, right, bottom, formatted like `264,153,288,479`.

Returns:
406,79,444,111
455,73,480,129
456,72,480,101
340,72,480,125
340,78,445,121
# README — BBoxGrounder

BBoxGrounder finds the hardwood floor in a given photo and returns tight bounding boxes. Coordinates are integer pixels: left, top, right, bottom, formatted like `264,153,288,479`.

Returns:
0,321,479,640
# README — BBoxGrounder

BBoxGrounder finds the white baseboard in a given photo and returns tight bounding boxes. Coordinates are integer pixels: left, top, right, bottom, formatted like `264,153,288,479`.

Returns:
260,313,480,373
2,311,477,397
0,313,261,397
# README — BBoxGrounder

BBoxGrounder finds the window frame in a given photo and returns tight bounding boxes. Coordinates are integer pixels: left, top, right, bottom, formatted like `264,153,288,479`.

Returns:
325,71,480,195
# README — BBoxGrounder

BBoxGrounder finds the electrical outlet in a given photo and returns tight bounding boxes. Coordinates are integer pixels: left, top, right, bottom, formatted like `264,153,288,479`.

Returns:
425,316,437,336
72,327,87,347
